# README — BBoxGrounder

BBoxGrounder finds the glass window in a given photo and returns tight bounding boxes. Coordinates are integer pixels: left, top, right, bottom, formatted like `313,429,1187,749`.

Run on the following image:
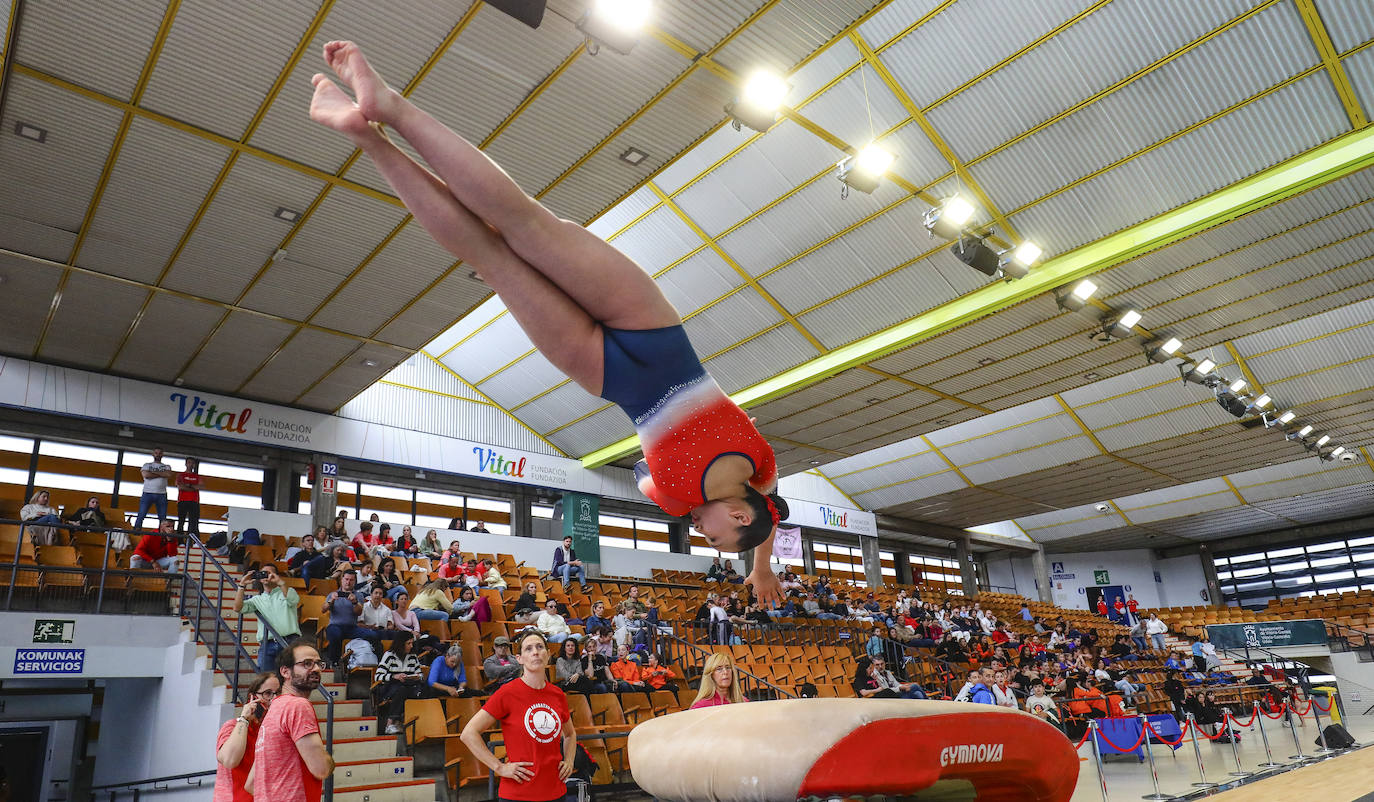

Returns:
467,497,511,513
1309,555,1351,570
636,539,670,553
33,471,114,496
415,513,454,529
531,505,555,519
600,534,635,550
1306,541,1346,553
1266,547,1305,559
1314,570,1355,584
360,483,412,502
38,441,119,464
1347,536,1374,547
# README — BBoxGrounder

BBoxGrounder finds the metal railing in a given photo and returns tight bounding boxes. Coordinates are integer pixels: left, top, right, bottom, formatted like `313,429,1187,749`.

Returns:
652,628,793,700
88,769,216,801
1325,619,1374,662
1214,640,1314,693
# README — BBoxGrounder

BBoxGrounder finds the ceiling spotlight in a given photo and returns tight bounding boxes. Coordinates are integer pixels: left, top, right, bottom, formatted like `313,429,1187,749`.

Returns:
1056,279,1099,312
577,0,650,55
1215,385,1248,417
997,241,1042,280
1297,425,1314,438
1252,394,1272,410
1277,410,1296,425
1316,434,1331,447
1228,378,1247,394
274,207,300,223
14,121,48,143
950,235,1001,277
726,70,789,132
922,196,976,240
362,358,379,367
618,146,649,166
837,142,894,195
1179,358,1215,384
1094,309,1142,341
1145,337,1182,364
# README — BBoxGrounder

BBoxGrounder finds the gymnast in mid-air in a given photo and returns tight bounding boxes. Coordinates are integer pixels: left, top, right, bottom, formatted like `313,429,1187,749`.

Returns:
309,41,786,602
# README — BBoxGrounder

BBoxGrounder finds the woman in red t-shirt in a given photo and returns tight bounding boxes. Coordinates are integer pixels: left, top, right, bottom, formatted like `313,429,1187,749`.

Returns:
214,672,280,802
461,631,575,802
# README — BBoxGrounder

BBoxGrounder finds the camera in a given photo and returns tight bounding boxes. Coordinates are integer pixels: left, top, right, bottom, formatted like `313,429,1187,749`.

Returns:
248,570,266,581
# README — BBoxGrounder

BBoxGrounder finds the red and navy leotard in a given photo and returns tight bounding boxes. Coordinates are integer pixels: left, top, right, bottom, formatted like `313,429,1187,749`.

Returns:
599,325,776,517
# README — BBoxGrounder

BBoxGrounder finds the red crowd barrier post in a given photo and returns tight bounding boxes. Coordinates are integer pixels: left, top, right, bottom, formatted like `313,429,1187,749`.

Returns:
1186,713,1219,790
1253,700,1284,770
1224,714,1253,778
1311,694,1334,755
1287,702,1310,762
1139,714,1170,801
1087,719,1109,802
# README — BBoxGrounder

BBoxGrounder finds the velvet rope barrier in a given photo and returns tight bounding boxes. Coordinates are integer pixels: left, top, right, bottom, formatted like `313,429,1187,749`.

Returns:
1311,697,1332,713
1260,704,1287,720
1072,727,1093,749
1227,710,1257,728
1194,721,1230,741
1093,722,1150,753
1289,699,1313,716
1144,719,1187,747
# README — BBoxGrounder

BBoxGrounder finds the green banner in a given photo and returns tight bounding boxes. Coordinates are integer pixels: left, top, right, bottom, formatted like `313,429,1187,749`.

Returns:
1206,619,1327,650
562,491,600,568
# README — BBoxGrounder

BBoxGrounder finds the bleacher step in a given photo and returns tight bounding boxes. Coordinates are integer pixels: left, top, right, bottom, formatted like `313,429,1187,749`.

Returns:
334,757,415,789
332,736,402,763
332,779,435,802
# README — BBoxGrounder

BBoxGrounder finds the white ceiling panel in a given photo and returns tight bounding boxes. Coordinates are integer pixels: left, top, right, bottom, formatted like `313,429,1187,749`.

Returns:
12,0,169,101
108,292,224,381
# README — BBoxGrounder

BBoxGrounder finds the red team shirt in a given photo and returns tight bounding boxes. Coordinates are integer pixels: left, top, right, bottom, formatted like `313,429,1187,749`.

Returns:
634,378,776,517
482,679,571,801
213,719,257,802
178,470,201,502
253,694,322,802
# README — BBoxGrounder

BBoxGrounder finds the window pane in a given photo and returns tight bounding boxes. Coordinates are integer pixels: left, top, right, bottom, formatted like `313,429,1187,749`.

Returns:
1266,547,1305,559
415,514,453,529
1314,570,1355,583
417,489,463,506
636,519,669,533
360,482,412,501
532,505,555,519
466,497,511,513
1306,541,1346,553
38,441,119,463
636,539,670,553
198,462,265,482
1309,555,1350,570
33,471,114,496
600,535,635,550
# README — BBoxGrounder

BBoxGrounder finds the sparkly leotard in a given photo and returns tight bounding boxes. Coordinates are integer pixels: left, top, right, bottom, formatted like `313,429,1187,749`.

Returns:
600,325,775,517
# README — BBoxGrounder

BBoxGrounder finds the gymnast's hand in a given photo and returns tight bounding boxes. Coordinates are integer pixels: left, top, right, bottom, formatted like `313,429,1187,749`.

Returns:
496,761,534,782
746,569,783,607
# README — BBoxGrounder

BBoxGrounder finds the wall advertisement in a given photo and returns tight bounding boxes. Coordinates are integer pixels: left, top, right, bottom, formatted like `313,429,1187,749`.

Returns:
1206,619,1328,650
782,499,877,536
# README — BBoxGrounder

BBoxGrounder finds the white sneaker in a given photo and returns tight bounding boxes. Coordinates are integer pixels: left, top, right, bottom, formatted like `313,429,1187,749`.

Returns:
385,722,401,735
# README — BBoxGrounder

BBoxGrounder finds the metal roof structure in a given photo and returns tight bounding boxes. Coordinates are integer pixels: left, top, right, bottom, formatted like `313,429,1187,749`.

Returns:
3,0,1372,552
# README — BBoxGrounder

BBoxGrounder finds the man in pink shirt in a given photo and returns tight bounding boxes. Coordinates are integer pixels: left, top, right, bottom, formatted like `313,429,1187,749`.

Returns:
247,640,334,801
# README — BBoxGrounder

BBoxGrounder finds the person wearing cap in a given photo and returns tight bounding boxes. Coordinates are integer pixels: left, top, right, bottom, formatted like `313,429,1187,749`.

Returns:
483,636,521,691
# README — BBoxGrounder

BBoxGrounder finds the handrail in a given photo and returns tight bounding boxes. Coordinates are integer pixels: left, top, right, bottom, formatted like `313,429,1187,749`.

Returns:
653,628,793,699
1324,619,1374,661
1212,639,1313,692
89,769,216,792
183,534,335,802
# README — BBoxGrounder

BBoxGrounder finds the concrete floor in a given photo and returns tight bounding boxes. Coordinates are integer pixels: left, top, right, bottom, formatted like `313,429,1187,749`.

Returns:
1069,708,1374,801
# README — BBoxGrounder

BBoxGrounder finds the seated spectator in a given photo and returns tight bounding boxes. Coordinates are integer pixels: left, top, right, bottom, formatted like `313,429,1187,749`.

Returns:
476,558,507,590
374,523,395,556
440,539,464,564
584,599,613,634
1164,651,1187,671
512,581,541,625
373,631,428,734
968,669,994,705
303,543,356,586
419,529,444,558
536,599,571,644
622,585,654,632
610,644,647,693
450,586,492,623
641,653,679,694
391,525,420,558
327,517,350,544
469,520,489,533
552,535,590,591
694,593,717,622
854,656,923,700
954,669,980,702
64,495,116,546
350,521,379,556
991,670,1018,709
580,635,615,685
389,590,420,635
1071,677,1108,718
705,557,724,582
482,636,521,691
556,639,605,695
437,553,467,586
324,572,376,666
1024,682,1060,728
427,644,477,697
801,593,821,618
446,517,466,532
409,579,454,621
721,559,742,584
360,586,393,630
131,520,180,572
691,652,744,708
1245,667,1271,687
21,489,65,546
375,558,405,603
286,531,321,572
1198,635,1221,670
354,560,378,596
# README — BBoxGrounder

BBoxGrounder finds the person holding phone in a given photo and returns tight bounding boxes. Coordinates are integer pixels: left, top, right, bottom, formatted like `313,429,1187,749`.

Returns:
214,672,280,802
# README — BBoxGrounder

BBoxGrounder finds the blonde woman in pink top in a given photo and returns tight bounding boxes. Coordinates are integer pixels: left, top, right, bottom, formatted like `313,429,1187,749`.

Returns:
690,652,745,708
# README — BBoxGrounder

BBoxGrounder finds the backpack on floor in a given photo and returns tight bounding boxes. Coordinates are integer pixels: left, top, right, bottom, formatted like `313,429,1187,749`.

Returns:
1318,723,1356,749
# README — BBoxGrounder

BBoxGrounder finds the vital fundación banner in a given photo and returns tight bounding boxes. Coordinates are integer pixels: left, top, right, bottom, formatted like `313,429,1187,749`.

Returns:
1206,619,1328,650
780,499,878,537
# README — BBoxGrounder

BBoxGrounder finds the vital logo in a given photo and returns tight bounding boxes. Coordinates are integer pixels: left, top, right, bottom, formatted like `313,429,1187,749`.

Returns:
473,447,527,478
818,506,848,528
170,393,250,433
939,743,1004,767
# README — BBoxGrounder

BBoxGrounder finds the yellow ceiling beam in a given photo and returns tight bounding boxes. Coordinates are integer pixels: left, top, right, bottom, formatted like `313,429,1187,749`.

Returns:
1223,342,1266,400
1295,0,1367,129
857,366,992,413
419,350,569,458
30,0,182,359
1052,394,1179,484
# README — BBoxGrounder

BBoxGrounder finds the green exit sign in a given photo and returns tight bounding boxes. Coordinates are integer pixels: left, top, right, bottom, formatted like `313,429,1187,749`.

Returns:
33,619,75,643
1094,570,1110,585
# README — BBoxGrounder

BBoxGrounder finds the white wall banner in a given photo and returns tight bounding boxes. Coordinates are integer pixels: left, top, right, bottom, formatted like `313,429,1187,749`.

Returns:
780,499,877,536
0,356,626,498
772,525,803,560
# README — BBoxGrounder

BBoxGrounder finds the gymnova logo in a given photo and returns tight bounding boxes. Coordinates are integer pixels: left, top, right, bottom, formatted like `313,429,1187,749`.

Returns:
939,743,1004,767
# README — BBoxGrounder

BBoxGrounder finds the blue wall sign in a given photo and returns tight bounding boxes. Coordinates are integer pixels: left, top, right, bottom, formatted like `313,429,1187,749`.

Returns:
14,648,85,674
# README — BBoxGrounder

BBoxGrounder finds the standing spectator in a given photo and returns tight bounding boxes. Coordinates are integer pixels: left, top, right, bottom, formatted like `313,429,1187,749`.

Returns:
609,644,646,693
175,457,202,537
482,636,521,690
419,529,444,558
214,671,280,802
469,520,490,533
131,519,180,572
552,536,590,591
641,653,679,694
247,640,332,801
1095,596,1109,618
1190,639,1208,673
64,496,117,547
1111,596,1126,623
691,652,744,708
460,632,575,802
21,489,65,546
1126,594,1140,623
234,565,301,672
373,631,427,734
1145,614,1169,652
408,579,454,621
392,525,420,557
134,447,174,530
707,596,730,645
536,599,572,644
323,573,375,667
428,644,477,697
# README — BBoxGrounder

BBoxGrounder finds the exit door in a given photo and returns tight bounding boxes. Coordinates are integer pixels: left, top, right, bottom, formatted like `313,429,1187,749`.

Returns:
1086,585,1125,622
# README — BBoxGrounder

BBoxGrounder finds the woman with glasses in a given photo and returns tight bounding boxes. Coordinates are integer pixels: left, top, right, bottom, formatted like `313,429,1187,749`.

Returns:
214,672,280,802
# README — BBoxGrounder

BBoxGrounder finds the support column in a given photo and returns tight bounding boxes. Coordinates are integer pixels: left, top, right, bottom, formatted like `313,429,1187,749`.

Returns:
308,454,339,534
955,535,978,597
1031,544,1054,604
802,533,816,575
892,550,912,585
268,458,295,512
667,520,689,554
860,535,883,588
509,485,533,538
1198,545,1224,607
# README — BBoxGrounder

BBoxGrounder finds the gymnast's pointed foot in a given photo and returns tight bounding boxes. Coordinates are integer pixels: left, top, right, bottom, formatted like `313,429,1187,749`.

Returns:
309,74,374,144
323,40,401,124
